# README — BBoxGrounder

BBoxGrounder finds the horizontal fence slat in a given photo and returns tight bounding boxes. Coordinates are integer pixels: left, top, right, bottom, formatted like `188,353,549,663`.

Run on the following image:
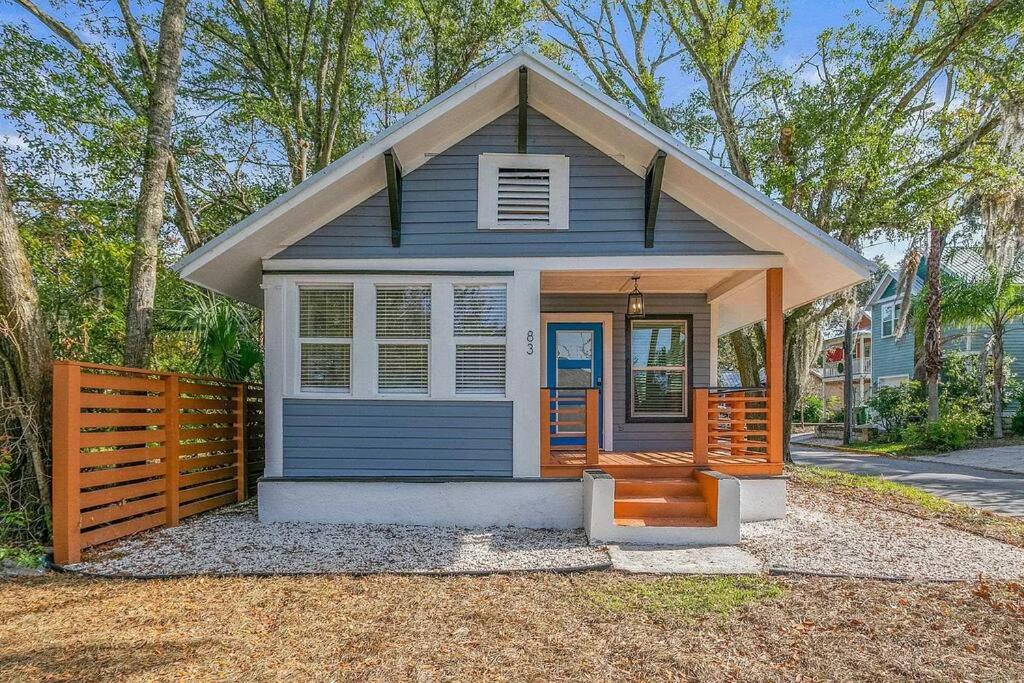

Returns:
80,373,165,393
80,478,165,509
80,462,166,488
179,439,238,457
179,491,237,519
179,412,237,426
80,511,166,548
179,426,236,441
179,478,237,504
79,429,166,449
80,446,165,468
179,466,237,488
80,494,167,528
179,381,236,397
180,453,236,471
80,411,167,429
180,397,235,411
79,393,165,410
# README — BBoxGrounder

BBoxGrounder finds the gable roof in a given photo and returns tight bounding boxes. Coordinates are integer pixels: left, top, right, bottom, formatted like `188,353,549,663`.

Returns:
174,49,874,310
865,249,989,308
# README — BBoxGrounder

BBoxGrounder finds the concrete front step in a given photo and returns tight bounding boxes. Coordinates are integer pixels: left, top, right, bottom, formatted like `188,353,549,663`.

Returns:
613,495,707,519
614,515,715,528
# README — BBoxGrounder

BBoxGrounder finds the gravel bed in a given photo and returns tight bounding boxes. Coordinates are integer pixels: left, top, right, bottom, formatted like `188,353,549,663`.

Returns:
66,500,609,577
741,485,1024,580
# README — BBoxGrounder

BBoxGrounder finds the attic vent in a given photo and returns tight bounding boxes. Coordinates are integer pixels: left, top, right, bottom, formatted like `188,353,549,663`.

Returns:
497,167,550,225
478,153,569,230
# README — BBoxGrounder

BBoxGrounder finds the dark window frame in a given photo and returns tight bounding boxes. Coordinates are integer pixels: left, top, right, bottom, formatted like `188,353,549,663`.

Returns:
625,313,694,424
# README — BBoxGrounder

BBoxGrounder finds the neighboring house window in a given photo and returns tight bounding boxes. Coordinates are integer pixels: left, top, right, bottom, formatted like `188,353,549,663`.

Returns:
880,302,901,338
877,374,909,388
298,287,353,391
453,285,507,395
376,284,431,394
629,318,688,418
477,153,569,230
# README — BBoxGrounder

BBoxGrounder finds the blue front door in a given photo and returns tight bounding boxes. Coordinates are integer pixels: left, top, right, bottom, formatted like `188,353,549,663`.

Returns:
546,322,603,448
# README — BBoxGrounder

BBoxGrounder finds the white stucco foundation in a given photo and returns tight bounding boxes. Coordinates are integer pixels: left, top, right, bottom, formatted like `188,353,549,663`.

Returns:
736,476,787,522
258,479,583,529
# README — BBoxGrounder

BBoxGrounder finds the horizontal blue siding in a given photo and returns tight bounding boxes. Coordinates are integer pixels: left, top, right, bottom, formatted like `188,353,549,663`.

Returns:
282,400,513,477
273,107,757,259
870,302,915,383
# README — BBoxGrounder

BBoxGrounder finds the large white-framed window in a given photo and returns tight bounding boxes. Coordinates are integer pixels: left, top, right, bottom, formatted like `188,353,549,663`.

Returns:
453,284,507,396
628,317,689,420
376,284,431,394
880,301,901,338
296,286,353,392
477,153,569,230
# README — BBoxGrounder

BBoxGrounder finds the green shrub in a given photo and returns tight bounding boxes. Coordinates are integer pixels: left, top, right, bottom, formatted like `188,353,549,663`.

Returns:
795,395,823,422
1012,408,1024,437
867,381,926,433
903,411,985,452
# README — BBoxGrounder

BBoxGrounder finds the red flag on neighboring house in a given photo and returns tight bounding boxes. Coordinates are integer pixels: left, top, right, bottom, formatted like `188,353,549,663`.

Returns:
825,345,844,363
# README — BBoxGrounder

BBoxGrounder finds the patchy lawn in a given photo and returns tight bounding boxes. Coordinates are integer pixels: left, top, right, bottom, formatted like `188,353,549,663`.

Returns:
789,464,1024,548
809,435,1024,458
2,573,1023,681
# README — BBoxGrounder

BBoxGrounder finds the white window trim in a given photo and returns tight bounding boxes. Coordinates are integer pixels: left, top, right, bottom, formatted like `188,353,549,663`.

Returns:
880,301,900,338
628,318,689,419
284,274,513,401
452,282,508,398
876,374,910,388
293,284,354,395
477,153,569,231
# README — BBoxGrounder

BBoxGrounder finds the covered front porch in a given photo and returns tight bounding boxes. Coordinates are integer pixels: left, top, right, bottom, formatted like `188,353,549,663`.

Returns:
537,267,785,481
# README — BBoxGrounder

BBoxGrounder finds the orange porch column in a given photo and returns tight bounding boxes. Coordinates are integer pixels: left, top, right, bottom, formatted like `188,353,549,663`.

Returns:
765,268,784,464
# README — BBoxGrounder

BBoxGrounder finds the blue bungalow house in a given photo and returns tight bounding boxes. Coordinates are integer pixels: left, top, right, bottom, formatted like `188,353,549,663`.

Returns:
174,50,872,544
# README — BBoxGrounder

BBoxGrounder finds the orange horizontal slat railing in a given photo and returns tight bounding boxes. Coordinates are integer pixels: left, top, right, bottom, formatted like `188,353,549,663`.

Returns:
51,361,264,565
540,388,600,466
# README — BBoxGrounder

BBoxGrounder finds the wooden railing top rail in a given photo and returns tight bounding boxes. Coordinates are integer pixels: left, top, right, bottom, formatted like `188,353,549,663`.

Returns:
53,359,258,386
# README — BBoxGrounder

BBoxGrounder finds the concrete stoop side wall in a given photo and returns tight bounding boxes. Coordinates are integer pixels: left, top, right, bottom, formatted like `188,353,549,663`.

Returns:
737,476,788,522
259,479,583,529
583,470,743,545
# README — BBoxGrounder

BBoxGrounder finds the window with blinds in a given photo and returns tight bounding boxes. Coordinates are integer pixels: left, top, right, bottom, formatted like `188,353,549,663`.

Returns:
629,318,688,417
453,285,507,395
477,153,569,230
298,287,353,391
376,285,430,393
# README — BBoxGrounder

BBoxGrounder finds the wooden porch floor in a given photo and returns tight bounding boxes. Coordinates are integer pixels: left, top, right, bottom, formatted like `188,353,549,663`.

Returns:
541,449,780,478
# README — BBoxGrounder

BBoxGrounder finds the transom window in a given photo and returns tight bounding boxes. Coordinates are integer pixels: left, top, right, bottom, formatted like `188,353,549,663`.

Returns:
629,318,688,418
453,285,507,395
880,302,901,338
297,287,353,391
376,284,431,394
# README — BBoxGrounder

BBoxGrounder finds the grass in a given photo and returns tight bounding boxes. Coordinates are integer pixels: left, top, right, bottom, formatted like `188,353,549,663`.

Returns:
2,573,1023,681
789,464,1024,547
586,575,782,619
0,546,44,569
812,435,1024,457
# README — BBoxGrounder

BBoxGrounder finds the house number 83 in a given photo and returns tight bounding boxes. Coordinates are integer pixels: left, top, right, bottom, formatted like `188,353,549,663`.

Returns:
526,330,535,355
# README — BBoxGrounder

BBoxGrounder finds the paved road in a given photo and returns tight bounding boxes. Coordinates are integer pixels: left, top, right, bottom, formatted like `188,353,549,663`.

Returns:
791,446,1024,517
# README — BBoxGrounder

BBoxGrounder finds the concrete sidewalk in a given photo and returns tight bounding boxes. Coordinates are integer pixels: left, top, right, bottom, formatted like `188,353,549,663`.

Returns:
792,446,1024,517
914,445,1024,475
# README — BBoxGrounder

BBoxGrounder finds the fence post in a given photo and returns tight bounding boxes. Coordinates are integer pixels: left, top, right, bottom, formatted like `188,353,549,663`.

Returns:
585,388,599,466
52,362,81,565
164,374,180,526
235,383,247,502
693,389,708,465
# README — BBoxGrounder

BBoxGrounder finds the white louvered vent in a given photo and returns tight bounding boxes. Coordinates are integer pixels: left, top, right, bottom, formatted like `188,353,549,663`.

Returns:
376,284,431,394
496,168,550,226
478,153,569,230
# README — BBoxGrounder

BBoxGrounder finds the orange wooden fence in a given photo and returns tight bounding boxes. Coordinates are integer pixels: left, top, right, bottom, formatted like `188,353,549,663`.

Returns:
51,361,264,565
693,387,776,466
540,388,599,465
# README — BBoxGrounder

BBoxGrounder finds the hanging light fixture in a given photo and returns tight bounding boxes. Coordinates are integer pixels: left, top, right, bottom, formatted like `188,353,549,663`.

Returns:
626,274,645,318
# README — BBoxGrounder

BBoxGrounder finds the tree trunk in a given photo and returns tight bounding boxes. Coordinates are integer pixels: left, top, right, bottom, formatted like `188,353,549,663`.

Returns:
924,221,944,421
992,327,1005,438
843,318,854,444
728,329,760,387
124,0,189,368
0,155,54,524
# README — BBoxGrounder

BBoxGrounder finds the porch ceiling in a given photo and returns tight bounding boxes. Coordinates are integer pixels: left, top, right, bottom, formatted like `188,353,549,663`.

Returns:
540,269,741,295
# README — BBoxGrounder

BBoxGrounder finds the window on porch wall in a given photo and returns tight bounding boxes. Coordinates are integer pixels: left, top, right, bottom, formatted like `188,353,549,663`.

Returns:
629,319,688,418
453,285,507,395
376,285,431,394
298,287,353,391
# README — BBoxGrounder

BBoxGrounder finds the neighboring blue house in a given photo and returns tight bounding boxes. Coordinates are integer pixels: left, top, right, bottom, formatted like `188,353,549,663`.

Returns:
174,50,872,545
865,251,1024,409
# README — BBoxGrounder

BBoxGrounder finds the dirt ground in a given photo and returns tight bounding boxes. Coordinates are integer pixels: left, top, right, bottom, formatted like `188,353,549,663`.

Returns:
2,573,1023,682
